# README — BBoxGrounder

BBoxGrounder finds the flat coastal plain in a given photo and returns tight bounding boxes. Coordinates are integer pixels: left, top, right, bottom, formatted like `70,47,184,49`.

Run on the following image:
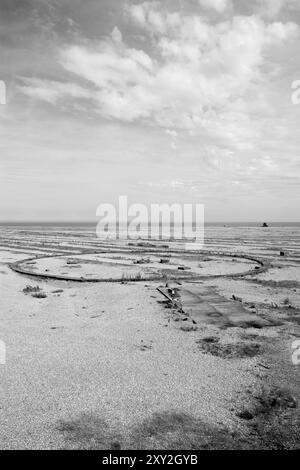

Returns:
0,224,300,449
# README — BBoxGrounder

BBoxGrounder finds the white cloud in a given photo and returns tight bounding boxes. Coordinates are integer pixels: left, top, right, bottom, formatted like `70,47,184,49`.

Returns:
256,0,300,18
165,129,178,138
19,1,299,152
198,0,232,14
3,0,300,221
19,78,91,103
125,1,174,34
111,26,123,44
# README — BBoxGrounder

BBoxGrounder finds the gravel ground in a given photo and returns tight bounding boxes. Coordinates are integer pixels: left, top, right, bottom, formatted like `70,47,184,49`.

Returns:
0,267,255,449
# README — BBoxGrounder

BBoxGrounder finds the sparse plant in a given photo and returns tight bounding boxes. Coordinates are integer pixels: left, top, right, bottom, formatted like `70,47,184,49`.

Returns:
31,291,47,299
237,385,297,422
23,285,42,294
22,285,47,298
180,323,197,332
66,258,80,265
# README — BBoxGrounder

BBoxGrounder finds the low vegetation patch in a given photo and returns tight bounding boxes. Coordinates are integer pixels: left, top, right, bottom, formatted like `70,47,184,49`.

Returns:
22,285,47,298
31,291,47,298
255,386,297,412
133,258,150,265
236,385,299,449
23,285,41,294
180,323,197,332
121,272,146,281
237,385,297,421
66,259,81,265
196,337,262,359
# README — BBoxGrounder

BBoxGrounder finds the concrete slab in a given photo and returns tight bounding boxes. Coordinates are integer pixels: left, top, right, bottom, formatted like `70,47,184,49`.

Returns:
157,284,270,329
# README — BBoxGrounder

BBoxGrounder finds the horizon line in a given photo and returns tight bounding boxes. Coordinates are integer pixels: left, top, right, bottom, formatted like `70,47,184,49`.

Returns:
0,220,299,224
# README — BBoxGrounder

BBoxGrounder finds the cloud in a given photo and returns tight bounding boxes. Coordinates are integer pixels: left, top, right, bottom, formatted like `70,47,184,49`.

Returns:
18,1,299,151
125,1,172,34
165,129,177,138
198,0,232,14
3,0,300,221
256,0,300,18
19,77,92,103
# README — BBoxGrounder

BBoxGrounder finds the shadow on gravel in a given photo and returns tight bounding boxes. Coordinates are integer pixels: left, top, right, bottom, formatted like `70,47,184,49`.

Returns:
57,405,300,450
129,411,248,450
57,411,250,450
57,414,122,450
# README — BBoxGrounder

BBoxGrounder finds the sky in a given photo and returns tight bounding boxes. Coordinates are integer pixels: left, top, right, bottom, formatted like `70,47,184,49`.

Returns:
0,0,300,222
